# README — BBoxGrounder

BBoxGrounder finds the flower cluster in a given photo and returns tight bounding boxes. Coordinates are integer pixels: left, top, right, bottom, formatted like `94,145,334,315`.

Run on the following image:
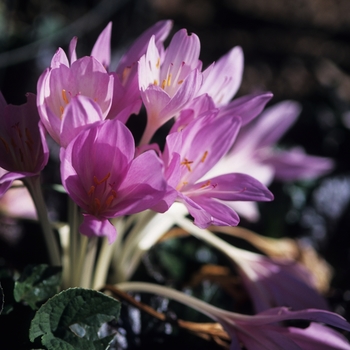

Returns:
0,19,344,350
37,19,278,242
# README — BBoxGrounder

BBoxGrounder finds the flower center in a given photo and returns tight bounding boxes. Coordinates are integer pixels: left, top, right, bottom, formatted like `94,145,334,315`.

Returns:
87,172,117,216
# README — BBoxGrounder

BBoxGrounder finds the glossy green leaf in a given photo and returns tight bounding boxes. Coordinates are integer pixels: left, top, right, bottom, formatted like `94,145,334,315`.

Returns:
29,288,121,350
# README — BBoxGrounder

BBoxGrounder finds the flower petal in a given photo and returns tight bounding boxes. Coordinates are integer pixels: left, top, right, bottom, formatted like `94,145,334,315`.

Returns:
80,214,117,243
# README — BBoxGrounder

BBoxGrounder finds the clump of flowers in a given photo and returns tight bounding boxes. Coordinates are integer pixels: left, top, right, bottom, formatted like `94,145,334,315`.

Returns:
0,19,345,350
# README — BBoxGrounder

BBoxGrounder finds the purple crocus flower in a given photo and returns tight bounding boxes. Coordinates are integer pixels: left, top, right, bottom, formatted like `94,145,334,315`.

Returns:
117,282,350,350
0,92,48,196
102,20,173,123
221,307,350,350
156,110,273,228
60,118,167,243
138,28,203,145
37,55,114,146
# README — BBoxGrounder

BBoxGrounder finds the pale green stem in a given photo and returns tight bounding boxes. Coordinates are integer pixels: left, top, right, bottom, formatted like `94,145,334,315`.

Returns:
75,234,88,286
79,236,98,288
116,282,246,322
117,210,157,268
24,175,61,266
58,224,70,289
68,198,80,287
123,212,179,281
172,216,260,281
92,217,125,289
116,283,277,349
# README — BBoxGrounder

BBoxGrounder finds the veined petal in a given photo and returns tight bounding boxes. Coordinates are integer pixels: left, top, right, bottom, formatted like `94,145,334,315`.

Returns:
69,36,78,64
190,173,274,202
218,92,273,126
161,29,201,81
138,36,162,91
199,46,244,106
91,22,112,69
243,100,301,149
159,68,203,122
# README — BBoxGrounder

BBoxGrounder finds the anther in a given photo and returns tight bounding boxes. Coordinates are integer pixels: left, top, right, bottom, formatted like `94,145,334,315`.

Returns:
93,173,111,185
201,151,208,163
62,89,69,104
181,158,193,172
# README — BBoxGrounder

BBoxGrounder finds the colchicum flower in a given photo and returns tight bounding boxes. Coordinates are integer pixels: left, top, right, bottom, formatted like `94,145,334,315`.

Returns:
175,215,329,313
138,28,203,145
117,282,350,350
0,92,49,196
37,55,114,146
60,117,167,243
157,111,273,228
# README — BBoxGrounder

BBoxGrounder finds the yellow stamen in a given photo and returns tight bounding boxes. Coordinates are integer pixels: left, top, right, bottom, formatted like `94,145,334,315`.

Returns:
156,57,160,69
200,180,211,189
167,74,172,86
201,151,208,163
62,89,69,104
93,172,111,185
181,158,193,172
154,79,158,86
161,79,166,90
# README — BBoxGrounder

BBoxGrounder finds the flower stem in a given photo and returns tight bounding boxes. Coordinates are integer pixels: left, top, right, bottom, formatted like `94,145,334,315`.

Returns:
24,175,61,266
116,282,240,322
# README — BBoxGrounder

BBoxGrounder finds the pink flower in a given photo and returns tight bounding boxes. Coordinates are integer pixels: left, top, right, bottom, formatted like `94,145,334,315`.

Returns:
60,118,167,243
37,55,114,146
53,20,173,126
0,93,48,196
156,111,273,228
108,20,173,123
138,28,203,145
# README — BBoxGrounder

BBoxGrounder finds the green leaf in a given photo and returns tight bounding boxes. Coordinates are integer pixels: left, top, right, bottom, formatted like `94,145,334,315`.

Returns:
29,288,121,350
14,264,62,310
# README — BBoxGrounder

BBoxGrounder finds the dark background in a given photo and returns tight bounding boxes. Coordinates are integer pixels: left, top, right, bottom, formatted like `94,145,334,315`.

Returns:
1,0,350,348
